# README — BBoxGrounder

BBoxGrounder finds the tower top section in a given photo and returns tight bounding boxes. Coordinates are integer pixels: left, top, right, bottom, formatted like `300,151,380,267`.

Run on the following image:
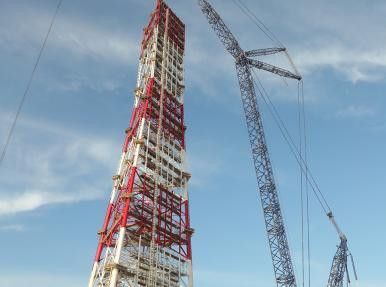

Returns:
141,0,185,58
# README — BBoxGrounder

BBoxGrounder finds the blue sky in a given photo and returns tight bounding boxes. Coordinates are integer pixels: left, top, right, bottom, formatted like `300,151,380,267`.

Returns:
0,0,385,286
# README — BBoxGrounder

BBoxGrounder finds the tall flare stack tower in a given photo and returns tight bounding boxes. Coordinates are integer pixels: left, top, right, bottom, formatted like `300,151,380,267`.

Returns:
88,1,193,286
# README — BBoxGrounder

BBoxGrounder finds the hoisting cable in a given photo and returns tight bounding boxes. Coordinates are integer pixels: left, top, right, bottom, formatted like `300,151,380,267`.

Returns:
0,0,64,167
349,251,358,281
297,81,305,287
251,72,322,287
234,0,323,214
232,0,317,282
252,71,361,286
232,1,356,285
232,0,285,48
251,69,331,215
286,51,301,78
299,80,312,287
253,73,329,213
234,0,326,215
301,81,312,287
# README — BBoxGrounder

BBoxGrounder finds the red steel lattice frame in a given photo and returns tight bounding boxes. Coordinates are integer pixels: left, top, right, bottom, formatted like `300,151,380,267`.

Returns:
88,1,192,286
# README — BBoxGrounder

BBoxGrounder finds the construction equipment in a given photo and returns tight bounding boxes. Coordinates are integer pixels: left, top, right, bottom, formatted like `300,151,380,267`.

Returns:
197,1,300,286
85,0,358,286
327,213,358,287
197,1,358,287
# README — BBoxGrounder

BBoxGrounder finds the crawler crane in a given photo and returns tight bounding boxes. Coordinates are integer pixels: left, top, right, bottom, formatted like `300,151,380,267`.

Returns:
197,1,358,286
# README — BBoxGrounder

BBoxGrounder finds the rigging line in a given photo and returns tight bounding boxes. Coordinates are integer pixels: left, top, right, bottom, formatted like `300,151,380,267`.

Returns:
301,81,312,287
231,0,284,48
252,70,330,214
298,81,305,287
298,81,311,287
0,0,64,167
250,70,328,214
235,0,284,48
256,75,331,212
252,71,332,213
285,51,301,79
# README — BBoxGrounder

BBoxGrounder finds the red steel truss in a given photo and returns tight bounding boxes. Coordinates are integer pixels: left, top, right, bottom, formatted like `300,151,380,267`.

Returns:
87,1,193,286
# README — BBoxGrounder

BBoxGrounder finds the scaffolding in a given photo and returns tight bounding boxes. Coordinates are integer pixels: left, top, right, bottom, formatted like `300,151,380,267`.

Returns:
87,1,193,286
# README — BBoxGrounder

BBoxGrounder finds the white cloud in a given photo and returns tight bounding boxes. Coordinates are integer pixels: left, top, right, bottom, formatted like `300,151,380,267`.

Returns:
52,18,137,65
192,1,386,86
0,189,104,216
336,104,376,119
295,46,386,83
0,2,139,94
0,224,25,232
0,113,119,216
370,122,386,133
0,3,136,64
187,150,223,188
185,137,229,188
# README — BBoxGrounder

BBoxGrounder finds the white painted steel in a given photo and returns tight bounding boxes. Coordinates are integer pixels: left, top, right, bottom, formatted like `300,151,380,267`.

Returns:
87,262,98,287
88,2,192,285
109,227,126,287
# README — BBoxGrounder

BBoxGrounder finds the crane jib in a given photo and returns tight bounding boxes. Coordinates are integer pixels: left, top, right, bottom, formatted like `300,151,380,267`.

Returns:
198,0,298,286
198,2,356,287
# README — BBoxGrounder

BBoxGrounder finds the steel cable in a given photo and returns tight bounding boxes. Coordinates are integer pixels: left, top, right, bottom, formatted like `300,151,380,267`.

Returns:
297,81,305,287
0,0,64,167
251,69,330,214
301,81,312,287
232,0,285,48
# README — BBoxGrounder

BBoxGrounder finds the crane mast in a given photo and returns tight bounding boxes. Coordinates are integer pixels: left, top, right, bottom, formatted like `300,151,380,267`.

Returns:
326,212,358,287
328,239,349,287
198,2,358,287
198,1,300,286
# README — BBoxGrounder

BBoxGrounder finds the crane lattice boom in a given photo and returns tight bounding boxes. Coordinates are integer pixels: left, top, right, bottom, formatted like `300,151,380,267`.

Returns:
198,1,300,286
245,47,286,57
198,2,359,287
327,239,349,287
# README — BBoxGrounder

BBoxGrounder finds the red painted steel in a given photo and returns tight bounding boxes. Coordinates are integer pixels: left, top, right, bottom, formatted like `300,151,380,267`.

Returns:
89,2,192,285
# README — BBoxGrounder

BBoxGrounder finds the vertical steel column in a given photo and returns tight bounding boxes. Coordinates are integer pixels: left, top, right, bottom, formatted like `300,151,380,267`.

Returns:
87,1,193,286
